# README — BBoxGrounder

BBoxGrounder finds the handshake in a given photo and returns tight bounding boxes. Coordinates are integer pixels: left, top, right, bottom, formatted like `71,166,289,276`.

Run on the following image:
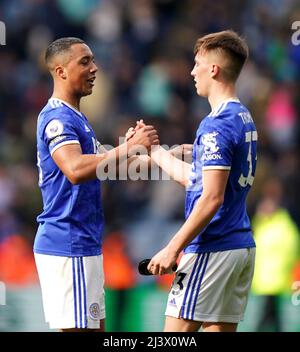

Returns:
124,119,193,161
124,119,159,153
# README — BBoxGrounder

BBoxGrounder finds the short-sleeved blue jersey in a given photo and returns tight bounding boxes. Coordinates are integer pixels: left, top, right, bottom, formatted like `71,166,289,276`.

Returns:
34,98,104,257
185,99,257,253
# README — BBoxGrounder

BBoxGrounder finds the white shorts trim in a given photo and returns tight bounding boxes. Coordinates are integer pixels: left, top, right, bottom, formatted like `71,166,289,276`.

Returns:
34,253,105,329
165,248,255,323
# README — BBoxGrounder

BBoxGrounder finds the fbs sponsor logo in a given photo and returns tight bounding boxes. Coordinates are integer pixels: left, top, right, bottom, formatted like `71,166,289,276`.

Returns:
201,131,219,154
201,131,223,161
202,153,222,161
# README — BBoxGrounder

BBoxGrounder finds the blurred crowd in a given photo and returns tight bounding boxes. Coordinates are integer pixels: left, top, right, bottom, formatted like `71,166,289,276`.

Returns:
1,0,300,330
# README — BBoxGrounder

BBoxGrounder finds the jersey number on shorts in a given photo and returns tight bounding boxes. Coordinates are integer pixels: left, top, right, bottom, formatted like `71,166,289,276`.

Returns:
175,272,187,290
238,131,257,187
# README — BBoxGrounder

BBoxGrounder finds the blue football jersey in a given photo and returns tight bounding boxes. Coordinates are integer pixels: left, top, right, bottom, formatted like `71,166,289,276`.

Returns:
34,98,104,257
185,99,257,253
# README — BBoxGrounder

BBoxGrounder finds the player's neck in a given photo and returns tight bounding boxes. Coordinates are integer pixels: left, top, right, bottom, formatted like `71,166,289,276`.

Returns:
51,89,81,111
208,83,238,111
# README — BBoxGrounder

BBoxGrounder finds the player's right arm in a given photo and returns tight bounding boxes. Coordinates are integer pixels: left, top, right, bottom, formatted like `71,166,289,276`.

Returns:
51,125,159,184
150,145,192,187
52,143,120,184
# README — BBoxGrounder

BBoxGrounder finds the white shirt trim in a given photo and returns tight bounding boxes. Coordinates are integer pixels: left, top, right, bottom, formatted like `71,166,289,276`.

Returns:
208,98,240,117
202,165,231,170
50,140,80,156
49,98,83,117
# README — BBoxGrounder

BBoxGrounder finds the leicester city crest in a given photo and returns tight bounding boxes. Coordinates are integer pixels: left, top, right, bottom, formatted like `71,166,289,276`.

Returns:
89,302,100,320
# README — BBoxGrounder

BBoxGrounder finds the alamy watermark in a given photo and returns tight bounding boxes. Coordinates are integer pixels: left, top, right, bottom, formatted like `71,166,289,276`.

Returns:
291,281,300,306
0,281,6,305
0,21,6,45
291,21,300,46
95,141,193,184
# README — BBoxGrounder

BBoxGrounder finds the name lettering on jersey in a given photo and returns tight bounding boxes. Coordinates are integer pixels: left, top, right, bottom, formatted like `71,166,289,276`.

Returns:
49,135,66,147
201,132,222,161
238,112,254,124
45,119,64,139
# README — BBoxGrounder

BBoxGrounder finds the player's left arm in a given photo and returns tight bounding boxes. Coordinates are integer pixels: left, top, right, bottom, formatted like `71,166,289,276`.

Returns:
124,121,192,180
124,145,193,175
148,168,229,275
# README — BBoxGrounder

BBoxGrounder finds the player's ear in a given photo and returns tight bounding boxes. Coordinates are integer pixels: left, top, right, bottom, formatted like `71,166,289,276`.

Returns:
210,64,219,78
55,66,67,80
